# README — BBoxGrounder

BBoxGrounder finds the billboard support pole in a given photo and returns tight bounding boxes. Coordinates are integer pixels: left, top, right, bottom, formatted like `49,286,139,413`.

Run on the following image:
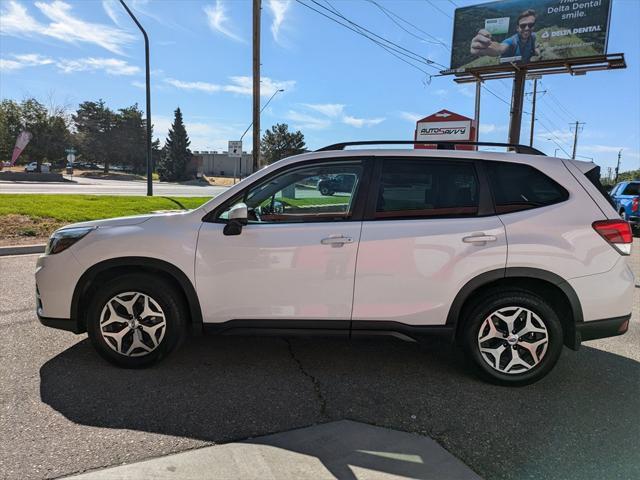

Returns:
508,69,526,146
474,79,481,142
529,77,537,147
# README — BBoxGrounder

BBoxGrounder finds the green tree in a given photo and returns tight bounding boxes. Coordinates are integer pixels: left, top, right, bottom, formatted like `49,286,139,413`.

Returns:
73,100,115,173
157,107,192,182
112,104,146,174
260,123,306,165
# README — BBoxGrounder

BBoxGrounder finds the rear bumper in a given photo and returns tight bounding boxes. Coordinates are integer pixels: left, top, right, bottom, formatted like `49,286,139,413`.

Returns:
576,314,631,343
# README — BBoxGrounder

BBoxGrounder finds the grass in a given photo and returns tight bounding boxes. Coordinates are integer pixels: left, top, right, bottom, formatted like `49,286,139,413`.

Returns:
0,194,210,245
280,196,349,208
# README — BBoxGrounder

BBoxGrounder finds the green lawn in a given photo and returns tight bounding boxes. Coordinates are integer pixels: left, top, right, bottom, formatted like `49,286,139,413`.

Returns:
280,196,349,208
0,194,211,243
0,194,210,223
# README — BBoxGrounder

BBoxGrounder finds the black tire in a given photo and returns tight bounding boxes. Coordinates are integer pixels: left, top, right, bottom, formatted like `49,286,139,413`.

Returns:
86,274,187,368
462,289,563,386
319,185,333,196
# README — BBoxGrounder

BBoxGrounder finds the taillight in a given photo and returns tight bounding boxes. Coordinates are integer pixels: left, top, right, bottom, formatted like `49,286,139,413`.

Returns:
593,219,633,255
632,197,639,213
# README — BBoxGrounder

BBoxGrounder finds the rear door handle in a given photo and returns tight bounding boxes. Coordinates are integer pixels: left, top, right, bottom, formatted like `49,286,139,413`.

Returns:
462,234,497,245
321,235,354,247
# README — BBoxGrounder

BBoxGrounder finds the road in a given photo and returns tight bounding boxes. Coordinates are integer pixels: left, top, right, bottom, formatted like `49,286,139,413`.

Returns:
0,175,228,197
1,245,639,480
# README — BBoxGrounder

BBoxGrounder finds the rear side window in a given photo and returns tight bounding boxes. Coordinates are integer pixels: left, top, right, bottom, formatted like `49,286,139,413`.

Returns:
486,161,568,214
622,183,640,195
375,160,479,219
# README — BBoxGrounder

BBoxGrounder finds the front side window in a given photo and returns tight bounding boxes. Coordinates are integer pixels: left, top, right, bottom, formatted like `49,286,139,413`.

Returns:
218,162,363,223
486,161,568,214
375,160,479,219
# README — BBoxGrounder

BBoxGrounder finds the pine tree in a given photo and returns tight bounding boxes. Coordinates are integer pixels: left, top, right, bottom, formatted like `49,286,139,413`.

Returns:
157,107,192,182
261,123,306,165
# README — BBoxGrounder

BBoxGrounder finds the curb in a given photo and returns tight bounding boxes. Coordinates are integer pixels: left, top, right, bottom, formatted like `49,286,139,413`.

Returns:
0,244,46,256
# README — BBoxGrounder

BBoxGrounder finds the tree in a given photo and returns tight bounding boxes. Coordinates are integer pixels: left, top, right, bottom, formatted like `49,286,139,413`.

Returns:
261,123,306,165
112,104,146,174
73,100,114,173
0,100,23,162
157,107,192,182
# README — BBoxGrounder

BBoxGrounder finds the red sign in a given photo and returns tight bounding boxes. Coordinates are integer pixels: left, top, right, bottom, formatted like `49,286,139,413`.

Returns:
414,110,476,150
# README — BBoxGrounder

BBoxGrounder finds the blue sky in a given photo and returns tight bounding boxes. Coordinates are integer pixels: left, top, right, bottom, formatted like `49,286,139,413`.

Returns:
1,0,638,174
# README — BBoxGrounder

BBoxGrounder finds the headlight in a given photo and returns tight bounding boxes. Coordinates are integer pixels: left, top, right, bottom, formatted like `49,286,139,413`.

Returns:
45,227,95,255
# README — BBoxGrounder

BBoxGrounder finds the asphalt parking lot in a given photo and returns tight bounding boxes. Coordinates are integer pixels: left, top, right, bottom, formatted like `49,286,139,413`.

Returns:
1,244,639,480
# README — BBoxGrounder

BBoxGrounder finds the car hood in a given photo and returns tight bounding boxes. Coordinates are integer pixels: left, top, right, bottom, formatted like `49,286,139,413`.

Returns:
58,210,185,230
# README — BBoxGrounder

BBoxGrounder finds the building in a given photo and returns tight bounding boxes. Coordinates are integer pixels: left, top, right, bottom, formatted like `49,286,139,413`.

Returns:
192,151,254,178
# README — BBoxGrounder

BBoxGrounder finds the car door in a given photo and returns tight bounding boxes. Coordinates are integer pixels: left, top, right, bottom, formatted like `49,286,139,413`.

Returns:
196,159,371,326
352,157,507,326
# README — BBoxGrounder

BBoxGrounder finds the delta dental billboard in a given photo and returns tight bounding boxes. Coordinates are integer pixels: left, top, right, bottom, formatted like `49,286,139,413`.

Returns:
450,0,612,71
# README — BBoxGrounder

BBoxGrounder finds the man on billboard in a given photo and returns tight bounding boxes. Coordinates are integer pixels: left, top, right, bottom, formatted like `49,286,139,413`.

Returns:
470,9,540,64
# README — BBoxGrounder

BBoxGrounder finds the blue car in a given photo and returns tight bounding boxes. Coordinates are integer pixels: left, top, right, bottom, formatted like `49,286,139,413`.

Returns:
610,180,639,230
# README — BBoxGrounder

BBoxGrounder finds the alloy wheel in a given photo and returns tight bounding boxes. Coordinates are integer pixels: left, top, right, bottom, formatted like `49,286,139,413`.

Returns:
99,291,166,357
477,306,549,374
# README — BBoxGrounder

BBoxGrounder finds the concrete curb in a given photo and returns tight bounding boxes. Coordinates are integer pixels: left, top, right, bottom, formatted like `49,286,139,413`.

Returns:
0,244,46,256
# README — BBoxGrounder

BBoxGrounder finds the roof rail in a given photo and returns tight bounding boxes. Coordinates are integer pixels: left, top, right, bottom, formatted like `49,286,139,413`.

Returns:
316,140,546,156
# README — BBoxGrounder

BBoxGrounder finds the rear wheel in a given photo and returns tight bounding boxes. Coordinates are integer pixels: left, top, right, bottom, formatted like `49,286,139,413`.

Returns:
319,185,333,196
462,290,563,386
86,274,186,368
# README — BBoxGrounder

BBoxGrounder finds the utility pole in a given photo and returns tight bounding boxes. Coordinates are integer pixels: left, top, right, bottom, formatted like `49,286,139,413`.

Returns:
614,149,622,182
252,0,261,173
526,75,545,147
507,69,526,146
570,121,585,160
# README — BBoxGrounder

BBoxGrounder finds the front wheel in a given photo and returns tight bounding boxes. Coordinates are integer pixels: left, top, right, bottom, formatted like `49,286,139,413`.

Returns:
86,274,186,368
462,290,563,386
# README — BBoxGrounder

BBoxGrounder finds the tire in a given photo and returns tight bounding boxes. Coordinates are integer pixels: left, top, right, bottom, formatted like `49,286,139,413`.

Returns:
86,274,187,368
462,289,563,386
319,185,333,196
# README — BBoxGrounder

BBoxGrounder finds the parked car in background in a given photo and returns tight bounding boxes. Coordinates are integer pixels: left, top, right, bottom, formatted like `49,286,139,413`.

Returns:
24,162,51,173
610,180,639,230
318,173,356,196
36,141,634,386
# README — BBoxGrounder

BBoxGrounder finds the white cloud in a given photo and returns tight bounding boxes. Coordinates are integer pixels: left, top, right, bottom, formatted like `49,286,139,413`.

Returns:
342,115,385,128
0,0,134,55
0,53,53,71
101,0,122,26
536,129,574,142
165,78,222,93
302,103,345,118
267,0,291,44
204,1,244,43
131,80,146,89
479,123,508,134
457,84,475,98
434,89,448,97
285,110,331,130
56,57,140,75
399,111,423,123
581,145,640,159
165,76,295,97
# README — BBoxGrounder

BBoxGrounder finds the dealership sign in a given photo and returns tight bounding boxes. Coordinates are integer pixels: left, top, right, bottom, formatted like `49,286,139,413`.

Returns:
449,0,612,72
414,110,476,149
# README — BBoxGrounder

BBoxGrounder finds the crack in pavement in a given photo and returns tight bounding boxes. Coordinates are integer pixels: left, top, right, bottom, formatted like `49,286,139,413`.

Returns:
284,338,328,417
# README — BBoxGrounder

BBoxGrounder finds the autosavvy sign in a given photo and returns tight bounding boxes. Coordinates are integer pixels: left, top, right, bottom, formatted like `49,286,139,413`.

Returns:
414,110,476,149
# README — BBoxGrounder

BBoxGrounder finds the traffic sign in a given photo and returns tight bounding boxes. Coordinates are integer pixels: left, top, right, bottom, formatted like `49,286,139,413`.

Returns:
228,141,242,158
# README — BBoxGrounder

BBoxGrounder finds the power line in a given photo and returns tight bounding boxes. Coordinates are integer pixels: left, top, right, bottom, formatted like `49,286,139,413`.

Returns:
296,0,444,71
424,0,453,19
536,118,573,157
295,0,438,75
540,80,577,121
365,0,449,48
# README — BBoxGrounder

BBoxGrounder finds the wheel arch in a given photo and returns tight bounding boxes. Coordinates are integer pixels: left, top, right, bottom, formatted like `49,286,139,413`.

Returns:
71,257,203,334
447,267,583,350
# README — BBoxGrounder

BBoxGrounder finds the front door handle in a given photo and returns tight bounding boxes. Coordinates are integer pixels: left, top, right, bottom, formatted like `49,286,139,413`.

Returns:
462,234,497,245
321,235,354,247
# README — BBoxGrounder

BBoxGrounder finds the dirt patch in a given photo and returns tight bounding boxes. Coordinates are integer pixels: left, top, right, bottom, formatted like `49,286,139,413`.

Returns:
204,175,241,186
75,171,146,182
0,214,64,247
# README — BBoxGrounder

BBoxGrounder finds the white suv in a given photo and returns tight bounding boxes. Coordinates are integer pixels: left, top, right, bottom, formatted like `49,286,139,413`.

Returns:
36,142,634,385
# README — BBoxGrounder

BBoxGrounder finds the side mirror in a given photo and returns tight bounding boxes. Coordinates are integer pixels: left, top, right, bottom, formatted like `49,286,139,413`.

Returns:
223,202,248,236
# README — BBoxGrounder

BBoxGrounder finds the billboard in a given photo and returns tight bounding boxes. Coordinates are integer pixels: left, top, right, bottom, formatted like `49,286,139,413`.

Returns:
450,0,612,72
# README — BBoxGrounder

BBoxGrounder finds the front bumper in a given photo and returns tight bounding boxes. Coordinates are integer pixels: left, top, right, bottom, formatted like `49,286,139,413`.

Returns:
576,314,631,343
37,313,83,334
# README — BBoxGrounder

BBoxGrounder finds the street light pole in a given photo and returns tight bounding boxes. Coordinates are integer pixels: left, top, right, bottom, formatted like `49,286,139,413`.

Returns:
240,89,284,141
119,0,153,196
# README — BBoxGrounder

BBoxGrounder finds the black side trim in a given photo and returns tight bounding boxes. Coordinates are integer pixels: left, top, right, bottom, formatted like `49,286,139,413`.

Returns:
446,268,505,326
38,315,82,334
351,321,455,343
71,257,203,333
576,314,631,343
202,319,350,337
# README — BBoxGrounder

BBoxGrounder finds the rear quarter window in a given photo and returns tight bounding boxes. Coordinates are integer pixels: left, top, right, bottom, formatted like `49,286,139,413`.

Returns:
622,183,640,196
486,161,568,214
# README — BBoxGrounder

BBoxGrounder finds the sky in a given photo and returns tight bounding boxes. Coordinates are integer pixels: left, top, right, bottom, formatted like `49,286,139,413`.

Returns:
0,0,639,174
